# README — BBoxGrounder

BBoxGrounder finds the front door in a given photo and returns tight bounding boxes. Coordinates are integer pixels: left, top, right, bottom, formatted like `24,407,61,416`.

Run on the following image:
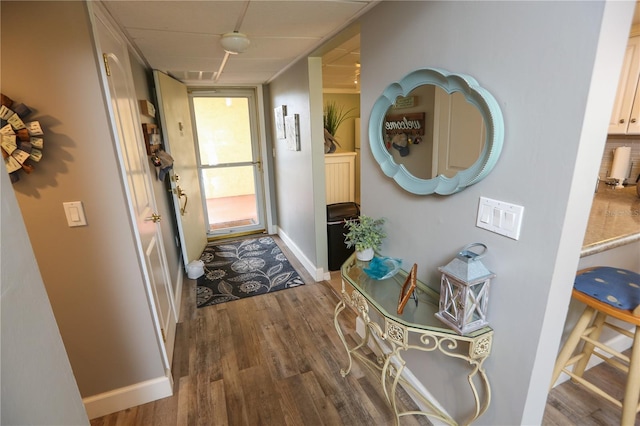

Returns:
95,11,176,368
189,89,266,237
154,71,208,264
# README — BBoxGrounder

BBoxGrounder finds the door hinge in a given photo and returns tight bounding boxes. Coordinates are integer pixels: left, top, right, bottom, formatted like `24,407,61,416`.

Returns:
161,328,166,342
102,53,111,77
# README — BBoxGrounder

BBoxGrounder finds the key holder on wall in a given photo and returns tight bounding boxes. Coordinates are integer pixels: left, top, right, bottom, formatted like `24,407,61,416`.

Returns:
142,123,161,155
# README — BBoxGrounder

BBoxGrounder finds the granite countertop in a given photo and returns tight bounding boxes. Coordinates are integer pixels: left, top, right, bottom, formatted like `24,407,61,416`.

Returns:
581,183,640,257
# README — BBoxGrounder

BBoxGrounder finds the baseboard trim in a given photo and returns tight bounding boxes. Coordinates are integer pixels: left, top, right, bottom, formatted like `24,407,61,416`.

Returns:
277,227,325,282
83,375,173,419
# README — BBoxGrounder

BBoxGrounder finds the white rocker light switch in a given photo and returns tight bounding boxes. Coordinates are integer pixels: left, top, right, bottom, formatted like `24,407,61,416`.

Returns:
63,201,87,227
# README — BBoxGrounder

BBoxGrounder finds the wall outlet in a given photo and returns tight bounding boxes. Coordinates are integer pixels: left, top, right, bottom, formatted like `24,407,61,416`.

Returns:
476,197,524,240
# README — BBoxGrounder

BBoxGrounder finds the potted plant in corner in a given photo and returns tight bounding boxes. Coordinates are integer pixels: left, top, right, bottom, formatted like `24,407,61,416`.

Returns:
344,215,386,261
323,100,355,154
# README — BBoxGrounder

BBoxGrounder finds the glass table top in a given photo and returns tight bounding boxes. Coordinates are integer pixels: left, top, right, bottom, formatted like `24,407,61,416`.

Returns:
342,256,492,338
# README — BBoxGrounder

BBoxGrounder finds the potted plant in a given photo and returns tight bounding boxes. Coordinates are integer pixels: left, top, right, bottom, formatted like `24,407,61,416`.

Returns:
323,101,355,153
344,215,386,261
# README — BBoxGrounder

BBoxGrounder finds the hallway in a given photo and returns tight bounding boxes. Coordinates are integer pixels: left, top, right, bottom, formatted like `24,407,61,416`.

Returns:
89,237,429,425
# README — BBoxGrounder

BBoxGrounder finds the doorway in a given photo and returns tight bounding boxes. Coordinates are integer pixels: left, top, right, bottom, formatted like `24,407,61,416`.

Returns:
189,89,266,238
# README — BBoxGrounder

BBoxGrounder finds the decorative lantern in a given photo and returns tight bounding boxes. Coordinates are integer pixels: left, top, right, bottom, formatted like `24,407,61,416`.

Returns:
435,243,495,335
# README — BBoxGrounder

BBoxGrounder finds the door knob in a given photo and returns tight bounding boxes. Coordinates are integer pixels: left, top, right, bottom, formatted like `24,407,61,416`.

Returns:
146,213,162,223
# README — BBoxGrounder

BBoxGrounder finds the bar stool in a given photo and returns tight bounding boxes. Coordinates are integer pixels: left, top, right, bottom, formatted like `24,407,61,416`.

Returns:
550,266,640,425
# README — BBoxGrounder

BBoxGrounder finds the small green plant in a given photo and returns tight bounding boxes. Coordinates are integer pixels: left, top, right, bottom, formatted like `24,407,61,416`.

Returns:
344,215,386,252
323,101,356,137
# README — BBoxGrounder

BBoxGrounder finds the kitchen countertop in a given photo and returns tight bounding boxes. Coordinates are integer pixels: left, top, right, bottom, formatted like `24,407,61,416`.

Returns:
581,183,640,257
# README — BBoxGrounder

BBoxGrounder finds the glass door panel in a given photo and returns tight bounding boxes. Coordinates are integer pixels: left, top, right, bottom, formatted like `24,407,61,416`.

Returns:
191,91,265,237
201,166,258,231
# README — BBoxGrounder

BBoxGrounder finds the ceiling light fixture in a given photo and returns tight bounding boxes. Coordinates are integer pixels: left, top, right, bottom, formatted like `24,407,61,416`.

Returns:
220,31,250,55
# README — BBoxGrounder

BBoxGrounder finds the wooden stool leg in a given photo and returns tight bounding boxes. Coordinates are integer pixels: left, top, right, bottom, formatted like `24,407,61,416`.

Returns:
550,306,596,390
621,326,640,426
573,311,607,378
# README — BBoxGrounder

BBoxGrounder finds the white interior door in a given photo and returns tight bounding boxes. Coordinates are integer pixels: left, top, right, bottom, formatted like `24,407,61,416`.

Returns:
154,71,207,266
435,89,486,178
94,11,176,368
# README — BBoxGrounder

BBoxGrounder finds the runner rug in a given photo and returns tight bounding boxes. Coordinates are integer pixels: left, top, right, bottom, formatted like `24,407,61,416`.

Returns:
196,236,305,308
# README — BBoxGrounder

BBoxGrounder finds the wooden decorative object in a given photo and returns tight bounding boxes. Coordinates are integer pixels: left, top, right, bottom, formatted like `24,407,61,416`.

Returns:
142,123,161,155
397,263,418,315
1,93,44,183
139,100,156,117
384,112,426,137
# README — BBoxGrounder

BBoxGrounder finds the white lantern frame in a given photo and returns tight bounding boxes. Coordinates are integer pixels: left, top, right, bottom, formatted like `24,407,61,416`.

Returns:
435,243,495,335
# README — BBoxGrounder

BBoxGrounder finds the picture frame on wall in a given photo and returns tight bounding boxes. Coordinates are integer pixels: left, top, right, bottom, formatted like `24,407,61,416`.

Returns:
285,114,300,151
274,105,287,139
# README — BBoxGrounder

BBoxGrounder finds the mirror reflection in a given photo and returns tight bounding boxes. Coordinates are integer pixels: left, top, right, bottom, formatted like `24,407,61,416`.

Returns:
383,86,486,180
369,68,503,195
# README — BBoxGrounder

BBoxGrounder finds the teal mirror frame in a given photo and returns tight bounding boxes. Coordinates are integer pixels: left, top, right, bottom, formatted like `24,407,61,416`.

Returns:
369,68,504,195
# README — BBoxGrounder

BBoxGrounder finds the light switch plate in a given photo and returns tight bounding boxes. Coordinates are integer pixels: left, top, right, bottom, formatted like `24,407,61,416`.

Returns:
63,201,87,227
476,196,524,240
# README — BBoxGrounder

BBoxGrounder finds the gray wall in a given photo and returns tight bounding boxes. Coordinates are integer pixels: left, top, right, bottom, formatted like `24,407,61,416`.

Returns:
269,58,328,271
1,164,89,426
268,0,634,424
358,1,632,424
1,0,166,399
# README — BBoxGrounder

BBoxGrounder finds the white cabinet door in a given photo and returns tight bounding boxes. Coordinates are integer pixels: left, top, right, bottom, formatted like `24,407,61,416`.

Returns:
609,36,640,134
627,75,640,134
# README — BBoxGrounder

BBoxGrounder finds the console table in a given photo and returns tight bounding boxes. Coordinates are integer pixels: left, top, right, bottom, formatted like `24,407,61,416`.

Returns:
334,254,493,425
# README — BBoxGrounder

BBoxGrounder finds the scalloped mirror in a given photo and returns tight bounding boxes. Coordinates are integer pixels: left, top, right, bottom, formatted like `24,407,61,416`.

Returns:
369,68,504,195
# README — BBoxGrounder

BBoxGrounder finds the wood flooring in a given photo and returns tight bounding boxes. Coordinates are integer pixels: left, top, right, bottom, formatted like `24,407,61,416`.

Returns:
543,349,640,425
90,237,430,426
90,236,639,426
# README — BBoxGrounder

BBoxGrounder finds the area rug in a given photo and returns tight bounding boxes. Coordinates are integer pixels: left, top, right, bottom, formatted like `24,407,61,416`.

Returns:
196,236,305,308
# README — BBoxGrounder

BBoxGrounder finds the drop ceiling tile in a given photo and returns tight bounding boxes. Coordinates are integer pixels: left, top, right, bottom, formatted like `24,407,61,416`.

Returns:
242,1,367,37
103,1,246,34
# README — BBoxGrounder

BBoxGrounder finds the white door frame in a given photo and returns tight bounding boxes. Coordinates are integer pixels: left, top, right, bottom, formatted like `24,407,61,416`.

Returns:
188,88,267,237
90,3,176,377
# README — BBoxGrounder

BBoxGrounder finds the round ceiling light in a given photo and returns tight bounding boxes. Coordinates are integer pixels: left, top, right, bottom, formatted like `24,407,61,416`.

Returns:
220,32,250,55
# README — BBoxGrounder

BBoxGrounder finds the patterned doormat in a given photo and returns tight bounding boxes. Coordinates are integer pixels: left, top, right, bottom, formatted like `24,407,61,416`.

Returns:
196,236,305,308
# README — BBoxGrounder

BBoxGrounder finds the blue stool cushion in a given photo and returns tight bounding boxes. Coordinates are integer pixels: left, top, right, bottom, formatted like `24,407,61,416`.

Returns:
574,267,640,310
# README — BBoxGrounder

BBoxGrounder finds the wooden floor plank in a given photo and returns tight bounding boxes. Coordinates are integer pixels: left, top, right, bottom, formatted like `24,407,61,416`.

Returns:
298,370,344,425
205,379,228,426
175,376,192,426
276,373,325,425
239,366,286,426
227,298,262,372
